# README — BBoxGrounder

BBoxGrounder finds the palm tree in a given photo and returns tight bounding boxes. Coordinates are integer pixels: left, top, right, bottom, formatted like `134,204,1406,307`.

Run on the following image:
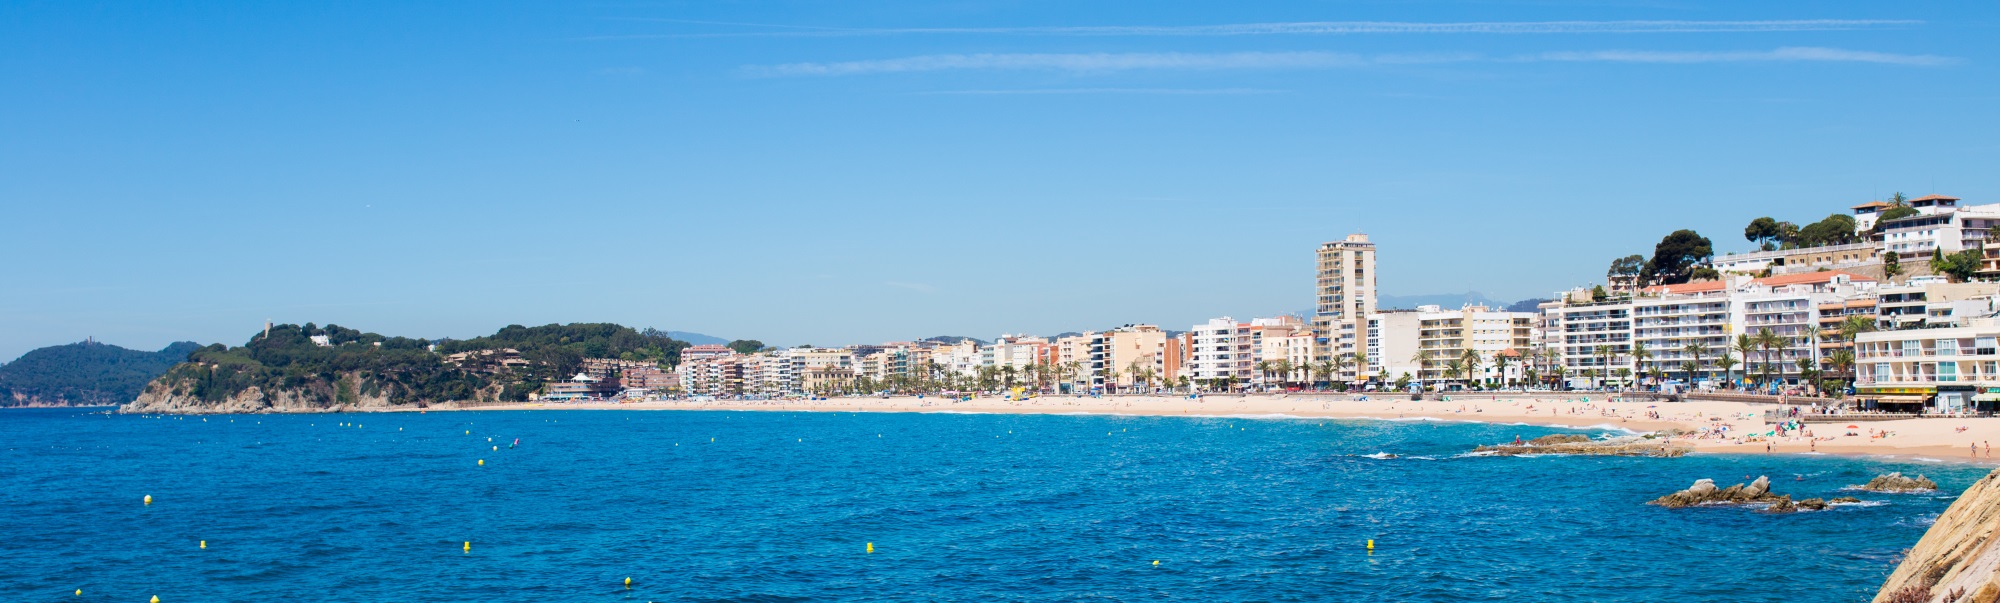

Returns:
1733,334,1758,389
1493,352,1514,389
1273,359,1295,389
1613,367,1632,388
1409,350,1430,390
1128,359,1147,393
1351,351,1369,385
1329,354,1349,389
1444,359,1465,384
1630,340,1653,386
1716,349,1739,386
1755,328,1783,387
1841,314,1877,348
1593,345,1613,389
1829,349,1856,393
1309,361,1332,391
1461,348,1483,389
1680,360,1698,386
1550,363,1568,389
1254,360,1273,389
1803,325,1824,373
1682,341,1708,387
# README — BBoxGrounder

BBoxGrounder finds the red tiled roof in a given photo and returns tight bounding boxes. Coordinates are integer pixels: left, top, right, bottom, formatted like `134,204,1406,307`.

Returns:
1752,270,1875,287
1851,200,1892,210
1642,280,1728,295
1910,194,1961,203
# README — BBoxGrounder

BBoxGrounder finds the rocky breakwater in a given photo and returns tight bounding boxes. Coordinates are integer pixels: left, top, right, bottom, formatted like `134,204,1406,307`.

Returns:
1857,472,1941,493
1649,476,1860,513
1875,469,2000,603
1473,433,1691,458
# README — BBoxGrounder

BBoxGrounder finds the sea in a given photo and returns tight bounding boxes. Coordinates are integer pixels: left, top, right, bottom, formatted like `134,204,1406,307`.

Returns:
0,407,1987,602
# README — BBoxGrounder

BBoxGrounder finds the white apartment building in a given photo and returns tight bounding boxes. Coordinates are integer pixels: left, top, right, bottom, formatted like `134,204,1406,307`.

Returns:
1878,279,2000,329
980,335,1040,371
1552,288,1634,388
1855,318,2000,414
1191,317,1254,387
1631,280,1734,383
1878,199,2000,260
1621,271,1877,388
1314,234,1378,381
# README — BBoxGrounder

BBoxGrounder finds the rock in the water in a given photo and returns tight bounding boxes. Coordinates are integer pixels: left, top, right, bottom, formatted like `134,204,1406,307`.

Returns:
1744,476,1771,498
1856,472,1939,493
1473,434,1690,458
1832,496,1862,504
1651,475,1817,513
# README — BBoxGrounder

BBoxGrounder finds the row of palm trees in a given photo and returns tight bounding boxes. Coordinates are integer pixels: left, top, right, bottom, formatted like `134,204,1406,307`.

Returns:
809,351,1384,397
1512,314,1875,392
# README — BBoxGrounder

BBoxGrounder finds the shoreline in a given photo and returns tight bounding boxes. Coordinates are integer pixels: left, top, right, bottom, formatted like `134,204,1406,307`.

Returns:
350,393,2000,466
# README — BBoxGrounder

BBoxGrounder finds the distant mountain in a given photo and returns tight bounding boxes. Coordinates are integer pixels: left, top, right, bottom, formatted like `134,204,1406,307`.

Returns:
1506,298,1554,313
0,340,204,407
1377,292,1508,311
666,331,728,346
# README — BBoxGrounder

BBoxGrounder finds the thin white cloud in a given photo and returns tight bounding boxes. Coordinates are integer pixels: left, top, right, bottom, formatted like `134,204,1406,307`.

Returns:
1533,46,1958,66
749,47,1955,76
752,51,1392,76
921,88,1284,95
596,19,1919,39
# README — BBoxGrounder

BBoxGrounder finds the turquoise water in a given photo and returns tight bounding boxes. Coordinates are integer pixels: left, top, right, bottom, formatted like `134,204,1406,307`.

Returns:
0,408,1986,602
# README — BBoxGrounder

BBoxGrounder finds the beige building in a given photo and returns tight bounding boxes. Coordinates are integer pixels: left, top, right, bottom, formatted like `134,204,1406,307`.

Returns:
1412,305,1534,385
1093,325,1167,392
1315,233,1378,381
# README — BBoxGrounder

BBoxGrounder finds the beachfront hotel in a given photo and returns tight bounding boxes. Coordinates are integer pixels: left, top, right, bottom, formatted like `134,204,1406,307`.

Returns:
1314,233,1377,382
1855,317,2000,414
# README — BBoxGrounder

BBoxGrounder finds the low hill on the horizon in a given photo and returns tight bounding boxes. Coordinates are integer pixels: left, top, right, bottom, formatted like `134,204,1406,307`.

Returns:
123,323,689,413
666,331,728,345
0,340,204,407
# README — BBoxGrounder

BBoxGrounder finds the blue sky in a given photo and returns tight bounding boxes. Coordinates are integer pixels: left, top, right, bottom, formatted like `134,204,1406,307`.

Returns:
3,1,1996,360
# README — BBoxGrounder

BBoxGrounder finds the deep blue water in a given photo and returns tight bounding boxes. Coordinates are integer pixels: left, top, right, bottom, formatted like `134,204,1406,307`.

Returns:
0,408,1988,602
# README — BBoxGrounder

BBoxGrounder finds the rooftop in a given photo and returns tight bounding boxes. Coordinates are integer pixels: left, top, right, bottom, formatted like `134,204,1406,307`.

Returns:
1910,194,1962,203
1642,280,1728,295
1851,200,1892,210
1751,270,1875,287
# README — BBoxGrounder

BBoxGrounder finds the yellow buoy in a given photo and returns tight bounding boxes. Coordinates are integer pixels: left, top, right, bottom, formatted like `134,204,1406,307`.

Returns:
478,459,484,466
464,541,471,553
75,589,80,596
866,542,874,553
1152,560,1160,566
492,446,497,451
152,597,160,603
1367,539,1375,550
144,494,153,505
625,577,632,588
200,540,206,549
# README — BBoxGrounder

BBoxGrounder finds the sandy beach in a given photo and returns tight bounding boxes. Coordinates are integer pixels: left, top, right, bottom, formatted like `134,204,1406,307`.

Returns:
390,393,2000,464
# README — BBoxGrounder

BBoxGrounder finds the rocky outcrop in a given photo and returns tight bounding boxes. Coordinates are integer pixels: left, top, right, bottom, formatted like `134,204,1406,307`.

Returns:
119,374,397,414
1474,433,1690,458
1875,469,2000,603
1859,473,1941,493
1649,476,1861,513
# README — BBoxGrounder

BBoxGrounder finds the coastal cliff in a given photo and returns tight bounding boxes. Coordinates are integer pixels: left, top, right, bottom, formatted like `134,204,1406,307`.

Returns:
122,373,398,414
1875,468,2000,603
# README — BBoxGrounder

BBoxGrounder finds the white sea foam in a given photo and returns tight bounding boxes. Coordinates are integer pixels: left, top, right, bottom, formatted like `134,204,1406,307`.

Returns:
1361,452,1398,460
1830,500,1889,507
